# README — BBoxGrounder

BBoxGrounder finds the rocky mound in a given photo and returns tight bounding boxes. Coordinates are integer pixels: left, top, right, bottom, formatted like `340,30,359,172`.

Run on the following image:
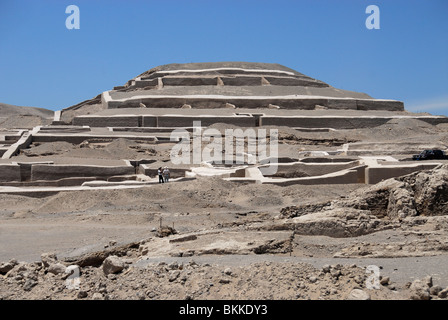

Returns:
275,165,448,259
340,163,448,219
279,165,448,236
1,250,447,300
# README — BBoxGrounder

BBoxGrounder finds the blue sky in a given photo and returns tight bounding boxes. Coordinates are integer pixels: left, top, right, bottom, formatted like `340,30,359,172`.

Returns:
0,0,447,115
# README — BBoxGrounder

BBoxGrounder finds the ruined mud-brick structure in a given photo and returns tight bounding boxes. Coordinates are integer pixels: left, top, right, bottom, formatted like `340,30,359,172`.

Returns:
58,62,408,128
1,62,447,190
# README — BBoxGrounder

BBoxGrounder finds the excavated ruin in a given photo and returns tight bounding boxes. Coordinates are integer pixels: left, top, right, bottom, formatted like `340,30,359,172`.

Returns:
1,62,448,300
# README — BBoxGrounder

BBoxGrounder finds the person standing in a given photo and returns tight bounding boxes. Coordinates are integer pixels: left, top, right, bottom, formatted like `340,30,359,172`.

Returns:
158,167,164,183
163,166,170,183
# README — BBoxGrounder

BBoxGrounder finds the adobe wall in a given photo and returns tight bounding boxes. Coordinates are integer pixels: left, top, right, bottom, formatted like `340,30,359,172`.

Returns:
31,164,135,181
106,96,404,111
16,161,54,182
157,115,256,127
265,77,326,87
263,168,362,186
32,134,156,144
107,97,337,110
39,126,91,133
142,116,158,127
112,127,195,133
1,177,98,187
327,99,358,110
73,115,141,127
4,133,24,142
356,100,405,111
133,79,159,88
260,116,391,129
221,77,262,86
417,118,448,126
265,161,359,178
162,77,218,86
140,75,328,88
0,164,21,182
366,164,440,184
0,141,16,145
140,69,298,80
299,157,358,163
346,142,443,156
75,114,253,128
69,115,448,132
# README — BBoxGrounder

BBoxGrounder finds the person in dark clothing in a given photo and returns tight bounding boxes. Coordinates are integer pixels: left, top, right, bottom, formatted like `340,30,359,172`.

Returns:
158,167,164,183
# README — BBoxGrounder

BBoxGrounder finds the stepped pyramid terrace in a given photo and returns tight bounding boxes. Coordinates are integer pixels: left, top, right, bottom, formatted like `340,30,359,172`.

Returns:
0,61,447,191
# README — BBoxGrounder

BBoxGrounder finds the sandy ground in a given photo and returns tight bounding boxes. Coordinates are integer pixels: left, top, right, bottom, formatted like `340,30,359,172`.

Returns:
1,175,448,300
0,181,358,260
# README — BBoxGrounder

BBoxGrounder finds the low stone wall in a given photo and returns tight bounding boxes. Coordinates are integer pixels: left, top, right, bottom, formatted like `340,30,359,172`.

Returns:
366,164,440,184
264,167,363,186
4,133,23,143
107,96,404,111
356,100,406,111
264,161,360,178
162,77,218,86
73,115,141,127
140,69,298,80
415,117,448,126
31,164,135,181
221,76,262,86
142,116,158,127
0,141,17,145
157,115,256,127
73,114,257,128
112,127,195,133
346,142,443,156
107,97,332,110
0,177,99,187
262,114,448,129
33,134,157,144
16,161,54,182
299,157,358,163
133,79,159,88
39,126,91,133
138,75,327,87
260,116,391,129
0,164,21,182
265,76,327,87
